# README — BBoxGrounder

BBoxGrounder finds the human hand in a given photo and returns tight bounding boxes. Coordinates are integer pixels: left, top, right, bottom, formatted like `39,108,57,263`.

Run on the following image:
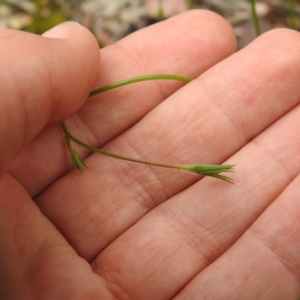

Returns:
1,10,300,300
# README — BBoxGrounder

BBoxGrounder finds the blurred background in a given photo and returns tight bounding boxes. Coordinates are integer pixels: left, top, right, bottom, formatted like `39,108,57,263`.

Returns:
0,0,299,48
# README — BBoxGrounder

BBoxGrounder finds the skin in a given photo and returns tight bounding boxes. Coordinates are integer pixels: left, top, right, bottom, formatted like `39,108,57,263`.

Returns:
0,10,300,300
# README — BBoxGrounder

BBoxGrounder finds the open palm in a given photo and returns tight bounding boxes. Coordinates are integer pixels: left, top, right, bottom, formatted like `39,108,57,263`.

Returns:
1,11,300,300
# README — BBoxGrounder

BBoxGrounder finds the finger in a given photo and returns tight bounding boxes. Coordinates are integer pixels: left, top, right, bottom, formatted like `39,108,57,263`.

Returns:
0,22,100,175
0,174,112,299
175,174,300,300
9,10,236,196
88,30,300,299
37,27,300,268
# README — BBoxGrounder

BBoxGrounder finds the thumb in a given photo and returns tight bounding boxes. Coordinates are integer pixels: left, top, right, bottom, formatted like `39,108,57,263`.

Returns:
0,22,100,175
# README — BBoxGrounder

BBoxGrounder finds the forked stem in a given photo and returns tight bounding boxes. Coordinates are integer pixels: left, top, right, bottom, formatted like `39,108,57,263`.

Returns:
61,74,234,183
61,123,234,182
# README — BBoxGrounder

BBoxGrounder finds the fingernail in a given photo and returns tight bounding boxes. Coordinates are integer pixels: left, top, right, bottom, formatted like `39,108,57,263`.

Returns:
42,21,83,38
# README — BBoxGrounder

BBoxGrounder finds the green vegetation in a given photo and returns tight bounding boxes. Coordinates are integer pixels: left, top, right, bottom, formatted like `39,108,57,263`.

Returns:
289,0,297,30
186,0,195,10
250,0,261,36
156,0,165,20
62,74,234,183
3,0,70,34
24,0,70,34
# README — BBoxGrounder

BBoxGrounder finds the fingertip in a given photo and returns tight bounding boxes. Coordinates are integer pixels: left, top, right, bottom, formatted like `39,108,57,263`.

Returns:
170,9,237,56
256,27,300,50
42,21,84,39
242,28,300,72
43,22,101,124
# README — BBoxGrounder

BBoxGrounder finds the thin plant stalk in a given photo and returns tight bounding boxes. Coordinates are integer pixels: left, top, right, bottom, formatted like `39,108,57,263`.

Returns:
156,0,165,20
62,74,234,183
89,74,192,97
289,0,297,30
250,0,261,36
61,123,234,183
187,0,195,10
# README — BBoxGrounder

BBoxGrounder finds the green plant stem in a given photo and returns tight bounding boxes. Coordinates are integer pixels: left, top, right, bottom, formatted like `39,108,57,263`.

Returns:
157,0,165,20
89,74,192,97
61,123,234,183
250,0,261,36
62,73,234,183
187,0,195,9
289,0,297,30
61,122,178,169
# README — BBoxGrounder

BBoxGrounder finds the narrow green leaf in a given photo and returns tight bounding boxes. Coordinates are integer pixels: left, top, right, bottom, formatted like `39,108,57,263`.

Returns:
179,164,235,183
157,6,165,20
250,0,261,36
187,0,195,9
70,148,87,172
289,0,297,30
